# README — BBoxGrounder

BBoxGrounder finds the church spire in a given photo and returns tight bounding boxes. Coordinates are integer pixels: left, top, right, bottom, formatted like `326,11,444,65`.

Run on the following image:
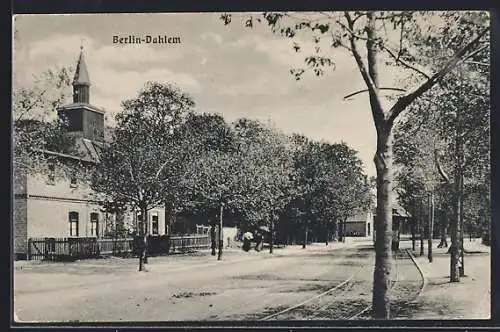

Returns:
72,45,91,103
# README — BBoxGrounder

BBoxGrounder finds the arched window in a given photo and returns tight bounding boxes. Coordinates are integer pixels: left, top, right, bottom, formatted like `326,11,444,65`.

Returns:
90,213,99,237
69,212,79,236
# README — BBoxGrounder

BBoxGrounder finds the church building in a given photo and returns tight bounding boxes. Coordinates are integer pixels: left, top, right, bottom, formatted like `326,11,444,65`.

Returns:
13,48,168,259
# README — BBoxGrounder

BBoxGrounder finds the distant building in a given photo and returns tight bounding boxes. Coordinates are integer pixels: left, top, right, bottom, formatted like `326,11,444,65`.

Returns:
13,48,167,259
345,211,373,237
372,205,412,249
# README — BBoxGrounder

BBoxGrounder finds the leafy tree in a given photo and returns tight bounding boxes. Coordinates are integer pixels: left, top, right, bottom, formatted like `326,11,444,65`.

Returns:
395,51,489,279
285,137,371,246
13,67,75,178
233,119,294,254
220,11,489,317
91,82,195,271
178,114,240,259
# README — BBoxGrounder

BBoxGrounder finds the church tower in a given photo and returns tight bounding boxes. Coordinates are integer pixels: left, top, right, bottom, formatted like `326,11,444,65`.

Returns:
58,46,105,143
72,46,91,103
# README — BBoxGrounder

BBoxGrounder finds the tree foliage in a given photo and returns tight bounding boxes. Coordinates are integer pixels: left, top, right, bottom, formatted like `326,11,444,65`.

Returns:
13,67,75,177
219,10,489,317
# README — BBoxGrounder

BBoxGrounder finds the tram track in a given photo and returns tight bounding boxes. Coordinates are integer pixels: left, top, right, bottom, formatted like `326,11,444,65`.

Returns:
259,248,424,320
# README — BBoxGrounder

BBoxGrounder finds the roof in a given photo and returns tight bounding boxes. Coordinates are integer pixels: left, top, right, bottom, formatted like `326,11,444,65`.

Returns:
372,204,412,218
393,205,411,218
35,136,105,164
34,148,96,164
58,103,105,115
81,138,101,162
73,48,91,86
346,211,373,223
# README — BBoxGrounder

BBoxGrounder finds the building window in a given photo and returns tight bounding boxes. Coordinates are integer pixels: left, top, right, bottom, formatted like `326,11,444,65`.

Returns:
47,163,55,185
90,213,99,237
152,213,159,235
69,212,79,237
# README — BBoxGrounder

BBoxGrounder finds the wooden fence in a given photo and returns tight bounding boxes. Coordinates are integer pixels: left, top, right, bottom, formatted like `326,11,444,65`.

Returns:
97,238,134,256
27,234,210,261
169,235,210,254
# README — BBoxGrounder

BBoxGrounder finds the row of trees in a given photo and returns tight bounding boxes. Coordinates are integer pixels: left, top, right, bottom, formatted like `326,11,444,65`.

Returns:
14,10,489,318
90,81,372,270
13,67,371,270
393,32,490,279
219,10,490,318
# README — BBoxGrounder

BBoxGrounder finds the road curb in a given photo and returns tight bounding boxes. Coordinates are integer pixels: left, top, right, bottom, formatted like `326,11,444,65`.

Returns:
406,249,427,299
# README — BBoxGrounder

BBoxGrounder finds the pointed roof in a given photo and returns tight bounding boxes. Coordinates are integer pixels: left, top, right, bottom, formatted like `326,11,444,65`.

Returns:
73,46,91,86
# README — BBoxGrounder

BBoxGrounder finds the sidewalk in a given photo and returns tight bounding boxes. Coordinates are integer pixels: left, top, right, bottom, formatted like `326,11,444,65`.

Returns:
406,238,490,319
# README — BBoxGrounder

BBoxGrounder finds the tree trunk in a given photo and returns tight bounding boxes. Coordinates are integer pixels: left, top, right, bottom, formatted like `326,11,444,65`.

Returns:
450,131,464,282
459,167,465,277
143,207,149,265
269,218,274,254
342,218,347,243
438,213,448,248
450,178,461,282
165,200,175,236
411,214,416,251
302,222,308,249
419,199,425,257
210,222,216,256
372,126,393,319
428,192,434,263
138,207,148,271
116,209,125,236
332,219,338,241
325,223,329,246
217,203,224,261
337,219,343,242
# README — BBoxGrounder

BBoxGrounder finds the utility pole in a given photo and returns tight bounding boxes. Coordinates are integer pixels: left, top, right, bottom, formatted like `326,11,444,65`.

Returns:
428,192,434,263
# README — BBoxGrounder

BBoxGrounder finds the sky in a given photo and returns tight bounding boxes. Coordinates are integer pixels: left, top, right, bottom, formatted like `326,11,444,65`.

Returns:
13,13,416,177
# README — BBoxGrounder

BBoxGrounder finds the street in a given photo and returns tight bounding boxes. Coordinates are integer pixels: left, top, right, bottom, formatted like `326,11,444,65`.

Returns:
13,238,489,322
15,240,380,322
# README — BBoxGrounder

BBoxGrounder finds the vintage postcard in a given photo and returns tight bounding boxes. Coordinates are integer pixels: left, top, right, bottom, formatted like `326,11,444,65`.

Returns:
12,12,491,325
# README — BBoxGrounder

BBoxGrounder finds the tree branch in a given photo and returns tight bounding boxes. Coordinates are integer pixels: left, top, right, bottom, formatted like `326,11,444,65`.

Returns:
462,43,489,62
434,149,451,184
343,87,407,99
381,45,431,80
464,60,489,67
344,12,384,122
15,88,49,123
386,27,490,125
